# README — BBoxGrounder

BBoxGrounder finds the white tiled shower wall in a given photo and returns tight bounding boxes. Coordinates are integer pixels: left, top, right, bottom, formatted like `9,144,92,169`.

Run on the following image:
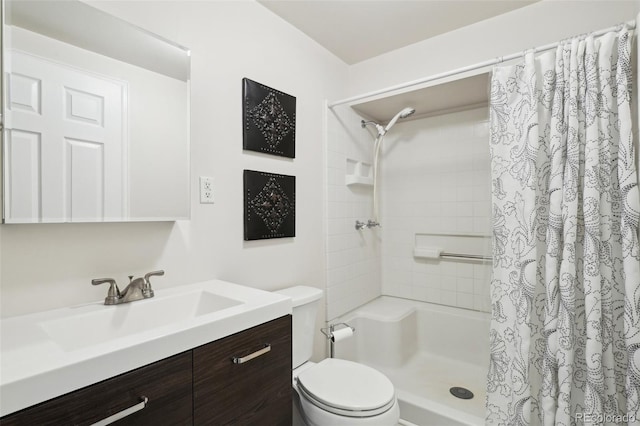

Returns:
379,107,492,312
325,106,381,320
324,106,493,318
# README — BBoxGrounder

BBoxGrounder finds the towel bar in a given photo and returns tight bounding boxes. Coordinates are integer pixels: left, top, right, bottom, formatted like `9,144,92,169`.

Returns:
440,252,492,261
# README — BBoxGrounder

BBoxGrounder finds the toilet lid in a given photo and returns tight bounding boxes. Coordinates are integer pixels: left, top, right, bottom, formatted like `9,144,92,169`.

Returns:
296,358,396,417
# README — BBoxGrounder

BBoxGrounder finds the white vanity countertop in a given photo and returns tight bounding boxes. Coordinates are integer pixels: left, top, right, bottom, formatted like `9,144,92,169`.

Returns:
0,280,292,417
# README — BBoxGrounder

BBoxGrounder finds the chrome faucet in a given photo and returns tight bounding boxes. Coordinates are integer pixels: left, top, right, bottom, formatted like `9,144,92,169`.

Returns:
92,270,164,305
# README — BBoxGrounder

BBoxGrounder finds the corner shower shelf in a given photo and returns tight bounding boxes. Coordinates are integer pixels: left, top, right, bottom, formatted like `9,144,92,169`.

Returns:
345,175,373,187
345,159,373,187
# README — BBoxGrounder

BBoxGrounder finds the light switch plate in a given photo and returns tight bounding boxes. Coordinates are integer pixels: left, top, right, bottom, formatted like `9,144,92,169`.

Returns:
199,176,214,204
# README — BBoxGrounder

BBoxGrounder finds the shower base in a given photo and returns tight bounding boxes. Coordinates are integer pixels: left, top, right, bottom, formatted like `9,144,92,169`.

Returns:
385,352,485,426
333,296,489,426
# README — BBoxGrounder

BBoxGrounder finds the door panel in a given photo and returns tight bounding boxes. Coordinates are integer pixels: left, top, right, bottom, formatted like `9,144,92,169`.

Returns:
64,87,105,126
6,130,40,221
8,73,41,114
66,137,104,221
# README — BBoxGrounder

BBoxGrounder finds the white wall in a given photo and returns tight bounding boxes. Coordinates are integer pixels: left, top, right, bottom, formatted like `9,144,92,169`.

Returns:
348,0,640,96
0,0,348,359
323,106,494,319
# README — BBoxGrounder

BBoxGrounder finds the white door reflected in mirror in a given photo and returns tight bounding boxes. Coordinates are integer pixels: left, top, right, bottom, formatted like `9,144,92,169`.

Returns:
2,0,190,223
6,51,127,222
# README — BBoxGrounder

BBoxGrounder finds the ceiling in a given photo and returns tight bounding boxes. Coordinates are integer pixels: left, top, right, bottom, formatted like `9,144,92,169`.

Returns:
258,0,538,65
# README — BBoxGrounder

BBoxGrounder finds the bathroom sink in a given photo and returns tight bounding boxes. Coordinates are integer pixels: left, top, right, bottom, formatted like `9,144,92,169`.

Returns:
40,290,242,351
0,280,291,417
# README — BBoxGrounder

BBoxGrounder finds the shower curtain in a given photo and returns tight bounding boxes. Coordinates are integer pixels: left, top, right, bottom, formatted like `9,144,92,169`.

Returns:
487,26,640,425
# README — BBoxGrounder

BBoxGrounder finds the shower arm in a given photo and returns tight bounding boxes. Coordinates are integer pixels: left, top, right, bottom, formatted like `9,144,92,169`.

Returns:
361,120,386,137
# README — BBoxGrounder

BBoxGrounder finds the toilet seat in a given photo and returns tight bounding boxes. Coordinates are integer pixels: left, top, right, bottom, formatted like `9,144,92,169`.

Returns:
296,358,396,418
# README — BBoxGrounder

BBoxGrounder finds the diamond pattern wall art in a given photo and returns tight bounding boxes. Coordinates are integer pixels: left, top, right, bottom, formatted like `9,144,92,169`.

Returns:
244,170,295,240
242,78,296,158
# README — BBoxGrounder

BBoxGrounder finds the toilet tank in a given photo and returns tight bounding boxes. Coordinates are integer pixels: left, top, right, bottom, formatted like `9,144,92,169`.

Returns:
275,286,323,369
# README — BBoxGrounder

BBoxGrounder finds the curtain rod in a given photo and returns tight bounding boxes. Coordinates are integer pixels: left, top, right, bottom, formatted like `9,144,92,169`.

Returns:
328,19,636,108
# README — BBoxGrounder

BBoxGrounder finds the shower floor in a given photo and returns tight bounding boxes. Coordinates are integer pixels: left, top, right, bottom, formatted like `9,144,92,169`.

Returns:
335,297,490,425
373,352,486,426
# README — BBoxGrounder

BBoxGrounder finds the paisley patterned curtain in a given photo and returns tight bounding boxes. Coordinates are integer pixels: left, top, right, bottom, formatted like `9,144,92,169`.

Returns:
486,27,640,425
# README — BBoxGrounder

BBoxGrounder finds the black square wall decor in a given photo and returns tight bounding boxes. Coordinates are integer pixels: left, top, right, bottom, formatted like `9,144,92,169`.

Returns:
244,170,295,240
242,78,296,158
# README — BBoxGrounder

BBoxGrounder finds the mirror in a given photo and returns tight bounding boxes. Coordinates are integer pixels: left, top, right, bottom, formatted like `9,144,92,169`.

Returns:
2,0,190,223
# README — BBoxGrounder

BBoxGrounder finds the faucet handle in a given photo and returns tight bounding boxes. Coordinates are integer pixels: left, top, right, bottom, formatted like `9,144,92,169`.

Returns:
91,278,120,305
142,270,164,298
144,270,164,281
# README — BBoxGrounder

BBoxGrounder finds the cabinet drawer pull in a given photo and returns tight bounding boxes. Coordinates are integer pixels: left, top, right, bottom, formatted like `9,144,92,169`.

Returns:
232,344,271,364
90,396,148,426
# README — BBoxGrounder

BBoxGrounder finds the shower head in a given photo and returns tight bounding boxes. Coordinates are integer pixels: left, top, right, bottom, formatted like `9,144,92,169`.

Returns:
360,107,415,137
384,107,415,133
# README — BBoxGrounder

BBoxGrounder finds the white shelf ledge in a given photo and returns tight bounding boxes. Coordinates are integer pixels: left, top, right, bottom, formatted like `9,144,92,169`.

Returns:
345,175,373,186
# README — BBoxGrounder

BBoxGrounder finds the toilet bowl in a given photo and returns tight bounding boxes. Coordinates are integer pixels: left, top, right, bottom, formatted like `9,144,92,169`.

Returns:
294,359,400,425
276,286,400,426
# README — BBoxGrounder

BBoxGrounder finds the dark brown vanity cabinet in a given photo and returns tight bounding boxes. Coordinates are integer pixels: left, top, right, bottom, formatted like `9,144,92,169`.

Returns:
193,315,292,425
0,315,292,426
0,352,193,426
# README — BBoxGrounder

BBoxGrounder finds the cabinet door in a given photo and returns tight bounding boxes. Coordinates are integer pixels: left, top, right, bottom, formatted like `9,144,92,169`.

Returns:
0,351,192,426
193,315,292,426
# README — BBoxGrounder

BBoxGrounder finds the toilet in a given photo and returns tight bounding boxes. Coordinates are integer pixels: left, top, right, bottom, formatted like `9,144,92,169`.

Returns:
276,286,400,426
